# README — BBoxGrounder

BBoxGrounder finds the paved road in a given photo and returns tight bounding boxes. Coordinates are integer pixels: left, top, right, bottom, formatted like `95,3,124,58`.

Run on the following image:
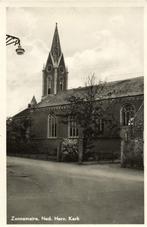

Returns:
7,156,144,224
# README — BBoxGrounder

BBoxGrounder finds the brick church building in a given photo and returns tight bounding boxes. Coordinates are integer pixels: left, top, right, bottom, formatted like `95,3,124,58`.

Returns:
11,24,144,162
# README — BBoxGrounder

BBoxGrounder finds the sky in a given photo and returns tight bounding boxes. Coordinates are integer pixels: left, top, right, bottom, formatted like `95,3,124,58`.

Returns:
7,7,143,116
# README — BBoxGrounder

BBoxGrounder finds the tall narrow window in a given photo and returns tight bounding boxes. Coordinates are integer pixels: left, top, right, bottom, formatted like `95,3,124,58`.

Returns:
68,116,79,138
47,77,52,94
99,119,104,132
121,104,135,126
59,79,64,91
96,118,104,134
48,115,57,138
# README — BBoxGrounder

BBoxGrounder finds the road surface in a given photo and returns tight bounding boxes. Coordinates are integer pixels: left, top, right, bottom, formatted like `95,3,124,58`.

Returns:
7,156,144,224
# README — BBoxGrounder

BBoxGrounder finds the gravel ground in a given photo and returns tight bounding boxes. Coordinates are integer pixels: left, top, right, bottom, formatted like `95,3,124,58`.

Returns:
7,156,144,224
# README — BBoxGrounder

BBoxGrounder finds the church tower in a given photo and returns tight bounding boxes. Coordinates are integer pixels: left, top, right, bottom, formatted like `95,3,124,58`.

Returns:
42,23,68,98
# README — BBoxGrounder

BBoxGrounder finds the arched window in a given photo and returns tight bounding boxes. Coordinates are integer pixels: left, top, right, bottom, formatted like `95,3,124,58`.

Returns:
98,119,104,132
68,116,79,138
47,77,52,94
59,78,64,91
47,115,57,138
120,104,135,126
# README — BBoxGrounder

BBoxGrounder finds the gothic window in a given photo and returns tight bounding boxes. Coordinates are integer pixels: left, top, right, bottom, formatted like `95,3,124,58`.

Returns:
99,119,104,132
95,118,104,134
120,104,135,126
68,116,79,138
47,77,52,94
59,79,64,91
47,115,57,138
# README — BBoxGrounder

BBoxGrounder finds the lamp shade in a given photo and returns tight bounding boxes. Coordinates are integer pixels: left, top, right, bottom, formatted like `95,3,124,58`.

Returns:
16,45,25,55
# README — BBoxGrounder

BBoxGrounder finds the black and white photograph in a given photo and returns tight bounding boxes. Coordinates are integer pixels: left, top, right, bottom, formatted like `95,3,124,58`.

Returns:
5,2,144,225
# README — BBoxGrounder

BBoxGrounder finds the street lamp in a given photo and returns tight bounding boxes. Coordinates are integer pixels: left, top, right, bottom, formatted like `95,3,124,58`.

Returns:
6,34,25,55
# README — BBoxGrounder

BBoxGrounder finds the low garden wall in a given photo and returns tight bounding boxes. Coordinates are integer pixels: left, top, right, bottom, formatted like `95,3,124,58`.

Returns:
7,138,62,161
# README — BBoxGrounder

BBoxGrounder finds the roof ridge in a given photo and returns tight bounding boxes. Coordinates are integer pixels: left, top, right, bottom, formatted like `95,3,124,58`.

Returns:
64,75,144,92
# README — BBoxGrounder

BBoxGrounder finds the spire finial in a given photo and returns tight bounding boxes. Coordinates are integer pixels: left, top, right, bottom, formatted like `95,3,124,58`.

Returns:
28,95,37,108
56,22,58,27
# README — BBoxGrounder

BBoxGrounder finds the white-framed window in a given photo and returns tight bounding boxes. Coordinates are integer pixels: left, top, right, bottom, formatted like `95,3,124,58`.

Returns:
95,118,104,134
120,104,135,126
68,116,79,138
47,115,57,138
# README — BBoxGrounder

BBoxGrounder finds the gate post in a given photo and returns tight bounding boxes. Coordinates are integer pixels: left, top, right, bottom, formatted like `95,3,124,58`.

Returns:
78,138,83,164
57,140,62,162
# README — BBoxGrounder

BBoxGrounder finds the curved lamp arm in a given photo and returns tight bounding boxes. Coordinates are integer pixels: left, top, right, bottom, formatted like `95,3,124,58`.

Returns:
6,34,20,46
6,34,25,55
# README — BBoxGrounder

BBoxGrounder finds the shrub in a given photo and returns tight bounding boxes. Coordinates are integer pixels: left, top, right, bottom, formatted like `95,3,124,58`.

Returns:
61,139,78,162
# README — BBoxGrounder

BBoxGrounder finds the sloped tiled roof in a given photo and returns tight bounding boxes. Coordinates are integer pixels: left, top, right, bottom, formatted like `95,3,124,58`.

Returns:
37,76,144,108
13,108,30,118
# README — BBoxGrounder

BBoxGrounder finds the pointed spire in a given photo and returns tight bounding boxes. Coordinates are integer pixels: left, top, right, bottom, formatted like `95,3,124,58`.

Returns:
50,23,62,63
28,96,37,108
30,96,37,105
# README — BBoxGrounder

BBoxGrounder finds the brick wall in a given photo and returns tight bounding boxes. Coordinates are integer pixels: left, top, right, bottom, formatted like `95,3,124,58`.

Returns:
10,95,143,162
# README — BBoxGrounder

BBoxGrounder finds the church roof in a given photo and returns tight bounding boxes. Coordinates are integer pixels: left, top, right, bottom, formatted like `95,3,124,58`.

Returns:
37,76,144,108
13,108,30,118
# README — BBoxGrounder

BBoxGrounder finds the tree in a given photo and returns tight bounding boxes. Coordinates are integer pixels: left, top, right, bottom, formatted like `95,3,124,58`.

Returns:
64,74,119,162
7,116,31,142
7,116,31,154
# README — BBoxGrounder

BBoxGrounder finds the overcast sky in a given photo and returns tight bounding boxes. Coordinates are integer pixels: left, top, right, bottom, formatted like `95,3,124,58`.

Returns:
7,7,143,116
